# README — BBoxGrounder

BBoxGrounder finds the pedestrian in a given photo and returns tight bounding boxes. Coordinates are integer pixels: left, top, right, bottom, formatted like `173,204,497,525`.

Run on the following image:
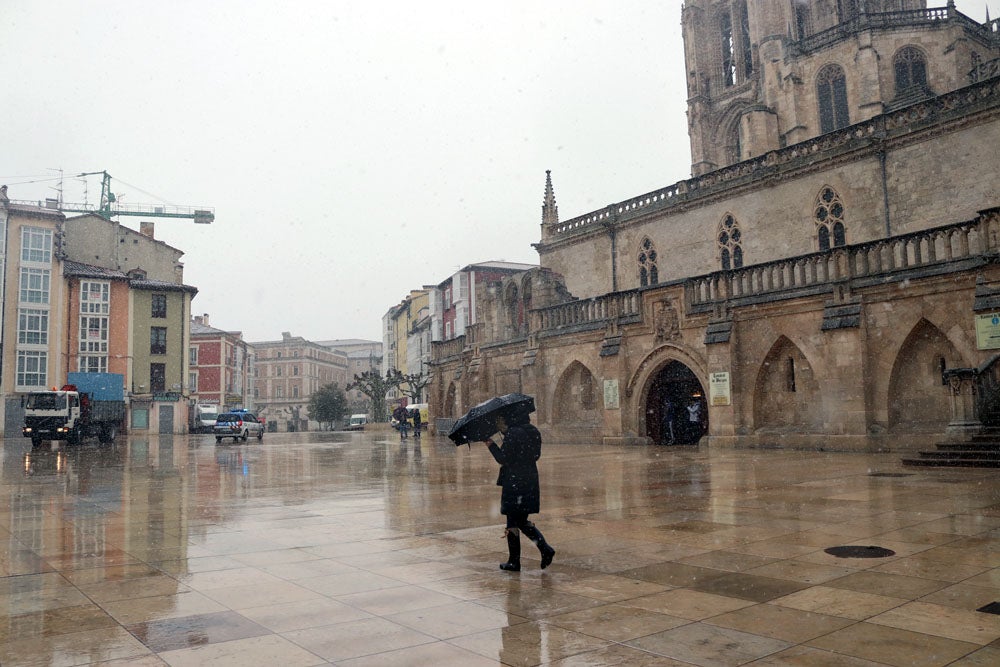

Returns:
392,404,409,439
411,407,422,438
481,406,555,572
661,397,676,445
686,399,703,441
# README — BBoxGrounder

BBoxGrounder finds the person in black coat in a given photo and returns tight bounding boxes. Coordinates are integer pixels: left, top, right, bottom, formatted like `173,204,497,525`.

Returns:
482,407,555,572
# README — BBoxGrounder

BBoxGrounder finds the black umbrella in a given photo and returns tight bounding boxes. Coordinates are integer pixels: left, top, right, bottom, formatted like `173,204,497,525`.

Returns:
448,393,535,446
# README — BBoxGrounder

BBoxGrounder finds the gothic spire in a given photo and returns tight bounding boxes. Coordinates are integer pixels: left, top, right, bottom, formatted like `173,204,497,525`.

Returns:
542,170,559,226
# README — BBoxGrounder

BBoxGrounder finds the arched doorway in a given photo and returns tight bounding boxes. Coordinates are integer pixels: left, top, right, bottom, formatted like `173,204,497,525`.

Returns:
645,360,706,445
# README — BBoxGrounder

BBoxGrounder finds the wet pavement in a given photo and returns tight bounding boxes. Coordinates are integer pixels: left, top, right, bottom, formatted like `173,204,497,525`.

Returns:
2,429,1000,666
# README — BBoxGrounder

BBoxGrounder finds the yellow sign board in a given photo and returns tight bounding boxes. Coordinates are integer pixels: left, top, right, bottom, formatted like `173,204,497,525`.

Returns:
976,314,1000,350
709,372,731,406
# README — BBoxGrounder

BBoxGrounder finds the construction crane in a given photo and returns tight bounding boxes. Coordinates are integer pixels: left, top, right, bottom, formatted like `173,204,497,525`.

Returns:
59,171,214,224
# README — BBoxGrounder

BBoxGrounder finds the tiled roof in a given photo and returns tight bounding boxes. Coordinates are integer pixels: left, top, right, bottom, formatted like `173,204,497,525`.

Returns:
130,278,198,294
63,260,129,280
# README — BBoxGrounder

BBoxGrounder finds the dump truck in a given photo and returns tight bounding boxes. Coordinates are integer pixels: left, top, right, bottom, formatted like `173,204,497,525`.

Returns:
22,372,126,446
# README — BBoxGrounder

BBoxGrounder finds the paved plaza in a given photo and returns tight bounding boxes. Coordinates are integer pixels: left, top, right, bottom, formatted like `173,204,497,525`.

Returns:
2,429,1000,665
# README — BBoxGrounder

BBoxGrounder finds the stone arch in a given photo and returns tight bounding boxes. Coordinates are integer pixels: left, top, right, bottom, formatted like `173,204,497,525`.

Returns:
753,336,823,432
887,318,962,432
711,101,754,165
552,360,601,428
629,344,708,442
503,282,520,333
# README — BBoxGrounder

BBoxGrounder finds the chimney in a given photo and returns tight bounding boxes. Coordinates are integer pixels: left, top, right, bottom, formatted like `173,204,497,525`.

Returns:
140,221,155,239
202,313,210,326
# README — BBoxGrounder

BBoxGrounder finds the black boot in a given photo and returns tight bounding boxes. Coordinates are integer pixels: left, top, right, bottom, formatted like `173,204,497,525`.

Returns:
500,529,521,571
522,522,555,569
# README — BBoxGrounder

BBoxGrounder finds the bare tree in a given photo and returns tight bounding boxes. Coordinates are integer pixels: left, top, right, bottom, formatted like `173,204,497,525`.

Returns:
399,372,431,403
346,369,403,422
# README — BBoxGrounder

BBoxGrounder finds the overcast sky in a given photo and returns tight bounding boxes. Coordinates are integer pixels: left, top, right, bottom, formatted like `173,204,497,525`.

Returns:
3,1,997,343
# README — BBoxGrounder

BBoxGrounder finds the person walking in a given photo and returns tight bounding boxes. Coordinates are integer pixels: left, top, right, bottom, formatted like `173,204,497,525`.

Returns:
411,407,422,438
392,404,409,439
481,407,555,572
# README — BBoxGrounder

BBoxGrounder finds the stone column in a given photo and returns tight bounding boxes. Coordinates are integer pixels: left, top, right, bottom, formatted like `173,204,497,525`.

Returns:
944,368,982,435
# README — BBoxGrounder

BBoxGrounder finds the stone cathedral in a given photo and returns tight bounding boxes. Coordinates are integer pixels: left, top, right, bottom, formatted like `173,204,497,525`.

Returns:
429,0,1000,452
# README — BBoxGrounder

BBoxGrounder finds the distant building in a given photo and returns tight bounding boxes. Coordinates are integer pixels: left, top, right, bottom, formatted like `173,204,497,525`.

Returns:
315,339,382,415
0,195,68,436
382,290,430,405
252,332,348,431
190,314,255,415
429,262,537,343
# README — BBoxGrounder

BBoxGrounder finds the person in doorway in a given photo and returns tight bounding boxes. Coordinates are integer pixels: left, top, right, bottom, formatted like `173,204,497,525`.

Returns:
686,399,703,441
661,397,676,445
411,407,422,438
481,407,555,572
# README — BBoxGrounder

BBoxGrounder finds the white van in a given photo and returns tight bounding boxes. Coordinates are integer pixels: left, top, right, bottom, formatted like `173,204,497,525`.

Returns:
345,414,368,431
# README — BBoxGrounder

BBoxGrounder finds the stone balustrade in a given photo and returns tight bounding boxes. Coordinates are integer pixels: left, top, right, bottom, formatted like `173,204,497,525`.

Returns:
687,213,1000,309
532,290,642,332
431,335,465,361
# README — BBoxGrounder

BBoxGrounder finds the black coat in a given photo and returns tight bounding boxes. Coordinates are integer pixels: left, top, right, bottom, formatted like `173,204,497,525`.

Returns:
488,423,541,515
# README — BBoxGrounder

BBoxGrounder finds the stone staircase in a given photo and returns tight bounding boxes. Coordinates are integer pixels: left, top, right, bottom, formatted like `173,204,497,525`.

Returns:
902,432,1000,468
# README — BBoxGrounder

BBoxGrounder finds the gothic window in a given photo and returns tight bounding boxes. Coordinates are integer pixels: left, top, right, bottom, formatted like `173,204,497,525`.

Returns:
638,238,659,287
894,46,927,93
718,215,744,270
720,11,735,87
738,1,752,81
815,187,847,251
795,3,812,39
838,0,860,22
817,64,849,134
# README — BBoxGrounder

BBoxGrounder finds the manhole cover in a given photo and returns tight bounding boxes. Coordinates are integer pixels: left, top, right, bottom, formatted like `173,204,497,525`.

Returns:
824,545,896,559
868,472,913,477
977,602,1000,615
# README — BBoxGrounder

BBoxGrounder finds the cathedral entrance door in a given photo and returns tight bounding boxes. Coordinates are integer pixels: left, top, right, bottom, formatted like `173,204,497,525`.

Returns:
646,360,706,445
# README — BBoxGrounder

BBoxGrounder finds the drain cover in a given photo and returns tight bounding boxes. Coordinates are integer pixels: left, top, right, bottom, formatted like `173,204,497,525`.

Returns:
824,545,896,559
977,602,1000,615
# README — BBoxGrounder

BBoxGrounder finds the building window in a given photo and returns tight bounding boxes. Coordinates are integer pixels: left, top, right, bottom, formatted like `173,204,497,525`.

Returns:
189,372,198,390
718,215,744,270
277,366,283,377
19,268,50,304
638,238,659,287
190,346,198,365
276,386,284,398
150,363,166,392
795,3,812,39
151,293,167,318
150,327,167,355
16,350,47,388
894,46,927,94
292,386,299,398
80,316,109,355
293,365,299,376
80,356,108,373
21,227,52,264
18,308,49,345
816,187,847,251
817,64,849,134
80,281,109,314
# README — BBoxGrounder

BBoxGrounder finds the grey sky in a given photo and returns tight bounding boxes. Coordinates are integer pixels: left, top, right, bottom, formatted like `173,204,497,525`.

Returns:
3,1,997,342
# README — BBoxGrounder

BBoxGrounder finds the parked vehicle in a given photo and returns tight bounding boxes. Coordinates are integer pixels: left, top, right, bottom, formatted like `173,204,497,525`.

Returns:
22,372,126,447
191,403,219,433
345,414,368,431
213,410,264,443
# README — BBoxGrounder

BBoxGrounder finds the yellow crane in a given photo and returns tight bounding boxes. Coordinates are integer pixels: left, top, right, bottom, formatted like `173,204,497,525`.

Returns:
60,171,213,224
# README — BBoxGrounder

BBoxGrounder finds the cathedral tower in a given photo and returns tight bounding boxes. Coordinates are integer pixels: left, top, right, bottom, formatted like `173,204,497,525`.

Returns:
682,0,998,175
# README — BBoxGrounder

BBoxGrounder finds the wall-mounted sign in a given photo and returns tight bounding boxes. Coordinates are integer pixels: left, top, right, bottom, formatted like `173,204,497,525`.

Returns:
976,314,1000,350
603,379,620,410
710,372,731,406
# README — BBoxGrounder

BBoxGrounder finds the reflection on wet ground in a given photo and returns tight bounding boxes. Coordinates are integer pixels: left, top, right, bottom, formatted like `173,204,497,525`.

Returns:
2,431,1000,665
